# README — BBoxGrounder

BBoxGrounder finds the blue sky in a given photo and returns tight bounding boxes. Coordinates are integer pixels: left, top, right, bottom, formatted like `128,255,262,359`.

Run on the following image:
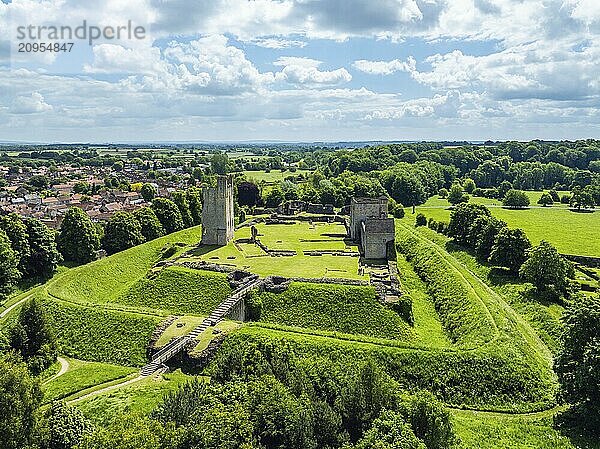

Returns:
1,0,600,143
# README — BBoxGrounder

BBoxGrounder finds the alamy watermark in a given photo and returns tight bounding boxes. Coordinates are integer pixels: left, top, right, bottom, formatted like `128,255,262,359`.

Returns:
12,20,147,56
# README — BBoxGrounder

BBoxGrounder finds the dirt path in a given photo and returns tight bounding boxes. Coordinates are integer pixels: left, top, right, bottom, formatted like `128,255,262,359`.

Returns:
43,357,69,385
0,293,34,319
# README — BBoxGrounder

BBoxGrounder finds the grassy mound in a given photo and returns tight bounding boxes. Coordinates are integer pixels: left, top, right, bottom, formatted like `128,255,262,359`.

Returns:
47,226,203,307
117,267,231,316
41,296,161,366
256,282,413,341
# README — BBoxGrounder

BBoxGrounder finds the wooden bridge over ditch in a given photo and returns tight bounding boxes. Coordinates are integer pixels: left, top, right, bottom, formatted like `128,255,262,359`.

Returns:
140,275,264,376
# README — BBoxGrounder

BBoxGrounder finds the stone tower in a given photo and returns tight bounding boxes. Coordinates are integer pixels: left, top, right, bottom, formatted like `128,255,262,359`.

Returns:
201,175,235,246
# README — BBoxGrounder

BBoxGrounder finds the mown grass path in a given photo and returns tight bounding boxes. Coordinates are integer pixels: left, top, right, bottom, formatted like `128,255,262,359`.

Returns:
42,357,69,385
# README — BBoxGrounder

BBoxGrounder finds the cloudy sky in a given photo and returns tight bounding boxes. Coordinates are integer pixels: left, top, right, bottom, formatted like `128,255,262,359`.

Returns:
1,0,600,142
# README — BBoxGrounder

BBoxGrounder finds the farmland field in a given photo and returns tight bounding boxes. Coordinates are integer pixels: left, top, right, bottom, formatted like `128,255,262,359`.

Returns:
242,169,312,183
412,193,600,256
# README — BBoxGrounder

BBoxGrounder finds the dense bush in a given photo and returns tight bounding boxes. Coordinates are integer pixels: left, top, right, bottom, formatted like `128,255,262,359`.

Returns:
256,282,412,341
415,213,427,227
102,211,145,255
502,189,530,209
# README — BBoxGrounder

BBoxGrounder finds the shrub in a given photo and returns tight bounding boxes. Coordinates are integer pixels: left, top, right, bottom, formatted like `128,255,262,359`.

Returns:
415,214,427,227
502,189,530,209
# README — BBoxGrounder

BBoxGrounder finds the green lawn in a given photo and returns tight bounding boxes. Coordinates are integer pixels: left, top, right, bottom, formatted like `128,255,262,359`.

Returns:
411,193,600,257
43,358,136,404
242,169,312,183
181,221,366,280
75,370,195,425
452,409,600,449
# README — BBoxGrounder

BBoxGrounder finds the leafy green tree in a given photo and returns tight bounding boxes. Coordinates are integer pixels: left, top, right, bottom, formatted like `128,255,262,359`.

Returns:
27,174,50,189
0,213,30,273
78,413,169,449
502,189,530,209
447,183,469,205
151,198,184,234
9,298,57,374
519,241,572,295
187,187,203,225
133,207,165,241
438,188,448,199
0,355,43,449
238,181,261,207
22,217,62,278
73,181,90,194
497,180,513,198
415,213,427,227
140,183,157,202
570,188,595,210
101,211,145,255
489,228,531,274
47,401,92,449
537,193,554,206
263,186,285,208
211,153,230,175
57,207,100,264
404,390,457,449
171,190,193,228
555,295,600,433
549,189,560,202
473,216,506,260
462,178,476,194
383,170,426,211
355,410,425,449
0,229,20,300
447,203,491,246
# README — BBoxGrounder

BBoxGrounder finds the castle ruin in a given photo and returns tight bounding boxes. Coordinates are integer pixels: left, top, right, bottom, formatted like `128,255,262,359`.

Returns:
201,175,235,246
349,196,395,259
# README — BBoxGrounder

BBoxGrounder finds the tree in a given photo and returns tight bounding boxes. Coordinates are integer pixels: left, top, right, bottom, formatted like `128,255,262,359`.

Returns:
0,213,30,273
102,211,145,255
415,214,427,227
27,174,50,189
502,189,530,209
140,183,157,202
447,183,469,205
0,355,43,449
549,189,560,202
9,298,57,374
47,401,92,449
133,207,165,241
0,229,20,300
57,207,100,264
73,181,90,194
211,153,230,175
447,203,491,246
519,240,572,296
112,160,124,172
489,228,531,274
555,295,600,433
187,187,203,225
171,190,193,228
151,198,184,234
238,181,261,207
22,217,61,279
78,413,168,449
474,216,506,260
263,186,285,208
463,178,476,194
405,390,457,449
497,180,513,198
570,188,595,210
537,193,553,207
355,410,425,449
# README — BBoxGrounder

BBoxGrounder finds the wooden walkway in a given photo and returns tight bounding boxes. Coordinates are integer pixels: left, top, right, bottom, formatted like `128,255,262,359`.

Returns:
140,275,263,376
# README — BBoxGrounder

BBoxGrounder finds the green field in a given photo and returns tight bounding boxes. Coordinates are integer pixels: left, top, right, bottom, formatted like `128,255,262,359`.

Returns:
412,193,600,256
242,169,312,183
181,221,366,279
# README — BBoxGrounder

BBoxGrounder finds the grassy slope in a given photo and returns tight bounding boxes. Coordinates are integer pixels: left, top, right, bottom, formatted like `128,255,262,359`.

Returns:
117,267,231,316
43,358,135,403
47,226,203,307
75,370,194,425
257,282,413,341
412,194,600,256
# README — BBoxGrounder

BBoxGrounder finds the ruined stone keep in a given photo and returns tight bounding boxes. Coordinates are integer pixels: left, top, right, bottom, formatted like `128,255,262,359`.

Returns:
201,175,235,246
349,197,395,259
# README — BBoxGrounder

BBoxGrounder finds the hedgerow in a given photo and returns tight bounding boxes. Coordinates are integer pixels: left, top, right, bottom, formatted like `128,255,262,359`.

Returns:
395,227,496,348
40,296,160,367
116,267,231,316
255,282,413,341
